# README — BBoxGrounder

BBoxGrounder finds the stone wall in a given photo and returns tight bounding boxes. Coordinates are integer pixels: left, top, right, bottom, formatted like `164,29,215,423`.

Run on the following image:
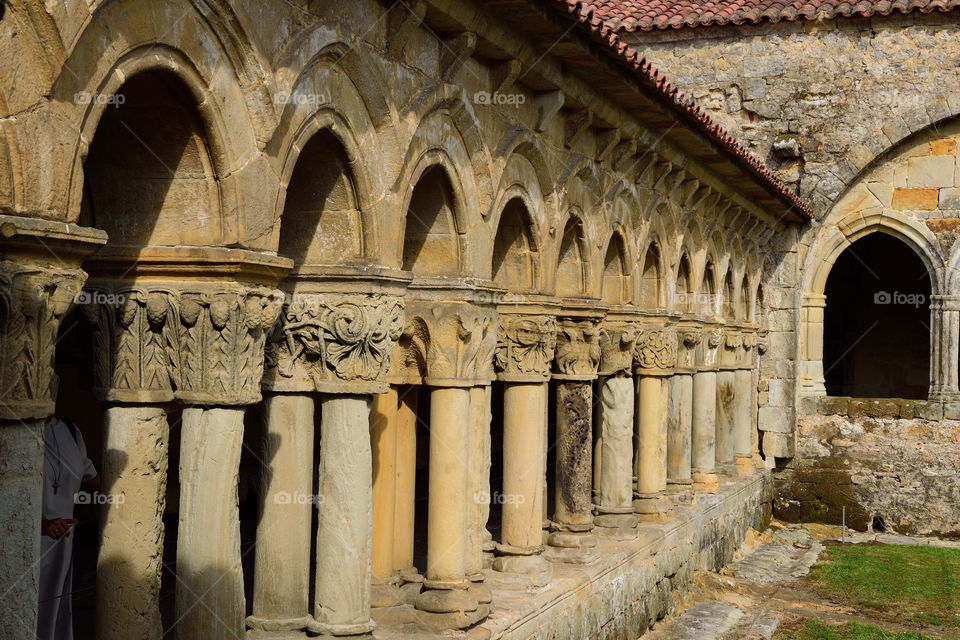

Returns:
483,474,772,640
775,396,960,537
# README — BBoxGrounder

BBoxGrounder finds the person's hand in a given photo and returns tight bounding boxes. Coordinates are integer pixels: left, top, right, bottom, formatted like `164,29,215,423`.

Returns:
41,517,76,540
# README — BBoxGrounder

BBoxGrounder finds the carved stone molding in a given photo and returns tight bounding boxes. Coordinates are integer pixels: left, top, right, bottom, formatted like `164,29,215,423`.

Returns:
264,293,404,394
0,216,106,421
676,328,702,371
495,315,557,382
598,323,640,376
633,326,677,375
554,320,601,380
84,285,282,405
390,301,497,386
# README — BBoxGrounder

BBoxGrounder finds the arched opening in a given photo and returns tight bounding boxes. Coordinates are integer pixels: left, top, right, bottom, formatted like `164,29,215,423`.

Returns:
676,254,692,313
402,166,461,276
278,129,363,265
737,276,749,321
492,198,537,291
700,262,717,317
556,217,586,297
824,233,931,399
639,243,661,309
80,70,221,247
756,284,765,326
722,270,735,320
601,235,629,305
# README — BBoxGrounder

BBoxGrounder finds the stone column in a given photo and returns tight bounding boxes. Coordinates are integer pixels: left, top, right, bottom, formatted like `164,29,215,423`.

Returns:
96,406,170,640
407,299,495,629
0,216,103,640
733,368,755,475
715,369,736,472
246,394,315,635
263,290,405,638
466,385,493,605
370,388,402,608
176,407,247,640
633,326,676,520
930,295,960,400
798,293,826,396
666,373,693,487
393,387,418,578
493,315,555,583
547,318,601,561
691,328,723,494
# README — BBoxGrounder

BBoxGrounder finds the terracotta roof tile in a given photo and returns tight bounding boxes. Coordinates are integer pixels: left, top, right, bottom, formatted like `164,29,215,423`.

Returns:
563,0,960,31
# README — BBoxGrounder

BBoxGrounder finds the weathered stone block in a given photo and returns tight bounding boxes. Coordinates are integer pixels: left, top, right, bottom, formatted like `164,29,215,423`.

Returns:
942,402,960,420
907,155,954,187
918,402,944,421
892,187,939,210
820,396,849,416
939,187,960,210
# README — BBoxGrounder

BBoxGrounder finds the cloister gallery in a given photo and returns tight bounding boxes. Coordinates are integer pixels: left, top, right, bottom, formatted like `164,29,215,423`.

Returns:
2,0,960,639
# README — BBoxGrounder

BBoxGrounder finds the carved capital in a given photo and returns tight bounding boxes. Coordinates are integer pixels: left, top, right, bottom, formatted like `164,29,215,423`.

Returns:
676,328,701,371
706,328,724,349
633,326,677,374
0,264,89,420
598,323,640,376
265,294,404,394
495,315,557,381
85,285,282,405
554,319,601,379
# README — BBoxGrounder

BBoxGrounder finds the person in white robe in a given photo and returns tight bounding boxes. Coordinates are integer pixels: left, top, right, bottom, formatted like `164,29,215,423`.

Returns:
38,414,99,640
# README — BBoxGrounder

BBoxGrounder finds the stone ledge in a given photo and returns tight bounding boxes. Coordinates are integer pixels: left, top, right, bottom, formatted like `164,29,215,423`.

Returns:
803,395,949,421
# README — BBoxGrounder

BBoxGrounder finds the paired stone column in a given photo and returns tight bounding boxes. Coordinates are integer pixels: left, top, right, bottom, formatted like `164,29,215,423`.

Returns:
733,367,755,475
666,329,700,494
594,324,640,538
405,298,495,629
547,318,601,562
370,388,402,608
493,314,556,583
692,327,723,494
0,216,103,640
393,387,419,579
633,326,677,520
930,295,960,400
261,287,405,639
715,331,739,474
466,386,493,603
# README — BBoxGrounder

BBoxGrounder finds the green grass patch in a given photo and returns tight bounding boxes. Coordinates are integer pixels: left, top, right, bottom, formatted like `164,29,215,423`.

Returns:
807,544,960,628
777,619,947,639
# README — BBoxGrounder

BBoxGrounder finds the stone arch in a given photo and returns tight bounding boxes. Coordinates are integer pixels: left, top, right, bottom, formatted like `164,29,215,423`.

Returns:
492,128,556,209
600,230,631,305
401,162,464,277
487,150,550,271
674,251,694,314
638,232,667,310
555,212,590,298
491,196,541,293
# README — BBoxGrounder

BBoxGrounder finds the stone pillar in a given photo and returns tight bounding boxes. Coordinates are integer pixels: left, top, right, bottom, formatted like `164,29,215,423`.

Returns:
798,293,826,396
246,394,315,635
692,370,719,494
547,318,601,560
0,215,103,640
594,376,638,537
715,369,736,472
733,368,755,475
666,373,693,488
493,315,556,583
930,295,960,400
176,407,247,640
370,388,402,608
466,385,493,605
310,394,377,637
633,326,676,520
393,387,418,578
97,406,170,640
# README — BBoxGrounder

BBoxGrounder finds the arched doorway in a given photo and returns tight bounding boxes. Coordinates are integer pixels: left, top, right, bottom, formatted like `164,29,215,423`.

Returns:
823,233,931,398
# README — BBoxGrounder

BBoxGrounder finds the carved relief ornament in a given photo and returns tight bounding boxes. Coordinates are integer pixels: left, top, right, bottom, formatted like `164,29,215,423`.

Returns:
554,320,601,379
495,315,557,381
633,326,677,374
598,323,640,376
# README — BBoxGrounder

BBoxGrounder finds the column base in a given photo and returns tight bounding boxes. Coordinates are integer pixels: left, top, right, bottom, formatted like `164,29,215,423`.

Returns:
544,526,599,564
593,507,638,539
491,545,553,587
306,618,376,637
371,575,404,608
734,455,755,475
691,468,719,494
246,630,309,640
633,492,671,522
246,615,312,634
467,572,492,605
415,580,479,615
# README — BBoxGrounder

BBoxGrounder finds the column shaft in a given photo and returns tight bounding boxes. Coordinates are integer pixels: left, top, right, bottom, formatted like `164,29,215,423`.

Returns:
733,369,754,474
666,374,693,486
312,394,375,635
691,371,718,493
248,394,314,632
175,407,246,640
715,370,736,471
466,386,492,603
594,376,637,536
393,387,418,575
635,375,669,519
371,389,397,582
0,420,43,640
97,406,169,640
